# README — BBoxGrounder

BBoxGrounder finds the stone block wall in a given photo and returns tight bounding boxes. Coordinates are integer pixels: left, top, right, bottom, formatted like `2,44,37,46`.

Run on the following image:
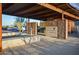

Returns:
45,26,58,38
26,22,37,35
46,18,68,39
57,19,68,39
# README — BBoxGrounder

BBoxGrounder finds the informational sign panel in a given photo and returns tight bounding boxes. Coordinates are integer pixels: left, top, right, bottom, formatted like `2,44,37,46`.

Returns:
45,26,58,38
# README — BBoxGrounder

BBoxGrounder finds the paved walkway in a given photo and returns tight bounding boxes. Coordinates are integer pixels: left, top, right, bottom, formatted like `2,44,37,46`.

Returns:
2,35,79,55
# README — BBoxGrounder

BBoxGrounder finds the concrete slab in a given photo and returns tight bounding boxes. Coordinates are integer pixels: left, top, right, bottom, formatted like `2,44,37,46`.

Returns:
2,35,79,55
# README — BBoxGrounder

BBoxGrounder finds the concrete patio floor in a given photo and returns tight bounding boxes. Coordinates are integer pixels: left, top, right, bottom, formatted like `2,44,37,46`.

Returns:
2,35,79,55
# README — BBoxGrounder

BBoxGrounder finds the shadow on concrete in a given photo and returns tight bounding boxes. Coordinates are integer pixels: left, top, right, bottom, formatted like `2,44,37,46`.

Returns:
69,31,79,38
2,38,79,55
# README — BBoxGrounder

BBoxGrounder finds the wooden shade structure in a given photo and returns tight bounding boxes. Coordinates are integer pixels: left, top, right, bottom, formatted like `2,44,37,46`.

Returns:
2,3,79,39
1,3,79,52
2,3,79,20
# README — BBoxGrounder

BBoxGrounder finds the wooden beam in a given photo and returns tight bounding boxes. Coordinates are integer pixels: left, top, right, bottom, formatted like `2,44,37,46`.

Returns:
62,11,64,20
29,10,50,16
53,3,66,8
65,9,75,13
59,4,66,7
38,3,79,20
51,14,61,18
38,13,53,18
38,12,59,18
12,4,34,14
5,4,14,10
10,4,29,13
4,4,14,12
18,9,51,18
29,10,52,17
3,3,13,11
65,9,77,16
16,5,43,15
5,4,33,14
0,3,2,52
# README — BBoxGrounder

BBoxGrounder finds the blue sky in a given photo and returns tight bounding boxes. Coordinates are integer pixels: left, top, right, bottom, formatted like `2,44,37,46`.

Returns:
2,14,16,26
69,3,79,10
2,14,40,26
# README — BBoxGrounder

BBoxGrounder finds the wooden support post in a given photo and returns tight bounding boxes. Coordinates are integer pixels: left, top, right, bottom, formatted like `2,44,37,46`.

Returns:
65,19,68,39
26,18,30,34
0,3,2,52
68,20,75,33
62,11,64,20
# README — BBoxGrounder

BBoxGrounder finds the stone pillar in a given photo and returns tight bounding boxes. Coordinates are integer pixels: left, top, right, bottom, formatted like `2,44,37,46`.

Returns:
26,22,37,35
0,3,2,52
57,13,68,39
57,19,68,39
45,20,58,38
46,17,68,39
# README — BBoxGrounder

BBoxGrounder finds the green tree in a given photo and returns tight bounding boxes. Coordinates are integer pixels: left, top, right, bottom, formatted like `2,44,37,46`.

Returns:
14,17,26,32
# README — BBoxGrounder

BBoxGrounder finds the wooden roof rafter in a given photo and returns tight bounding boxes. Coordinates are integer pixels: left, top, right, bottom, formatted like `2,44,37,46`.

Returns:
38,3,79,20
17,9,52,18
51,3,78,16
15,4,43,15
37,12,60,18
2,3,79,20
2,3,14,12
10,4,34,14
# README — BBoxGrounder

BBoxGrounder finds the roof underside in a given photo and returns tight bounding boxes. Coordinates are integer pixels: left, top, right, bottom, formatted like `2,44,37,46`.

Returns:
2,3,79,21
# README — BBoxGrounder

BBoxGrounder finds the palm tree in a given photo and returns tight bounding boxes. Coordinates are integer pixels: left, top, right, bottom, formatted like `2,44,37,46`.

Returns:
14,17,26,32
